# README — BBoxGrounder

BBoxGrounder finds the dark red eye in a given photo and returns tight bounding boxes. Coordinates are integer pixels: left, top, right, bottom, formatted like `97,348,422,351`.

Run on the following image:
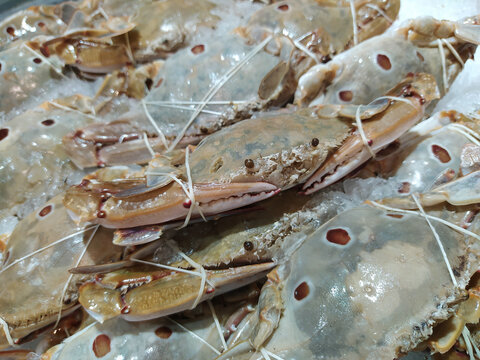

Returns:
6,26,15,36
33,58,42,64
326,228,351,245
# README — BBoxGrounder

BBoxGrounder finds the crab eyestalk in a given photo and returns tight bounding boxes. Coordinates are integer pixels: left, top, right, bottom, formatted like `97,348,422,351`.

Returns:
302,72,440,194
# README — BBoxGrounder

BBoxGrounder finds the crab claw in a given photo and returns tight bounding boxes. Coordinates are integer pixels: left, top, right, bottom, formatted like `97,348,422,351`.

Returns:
64,179,278,228
302,73,439,195
79,262,275,322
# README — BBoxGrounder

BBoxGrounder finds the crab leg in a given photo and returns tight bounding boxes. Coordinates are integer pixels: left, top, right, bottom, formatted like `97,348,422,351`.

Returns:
79,262,275,322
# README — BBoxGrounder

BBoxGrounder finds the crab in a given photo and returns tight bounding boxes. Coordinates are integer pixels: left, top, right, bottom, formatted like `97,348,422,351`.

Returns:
0,40,66,116
61,0,400,168
0,194,123,349
215,189,480,359
39,0,260,75
357,110,480,196
0,60,162,220
63,73,438,229
295,16,480,107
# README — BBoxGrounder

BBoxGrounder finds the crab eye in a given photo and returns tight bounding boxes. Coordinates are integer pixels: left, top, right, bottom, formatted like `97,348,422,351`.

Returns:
155,326,173,339
431,144,451,163
326,228,351,246
92,334,111,357
33,57,42,64
5,26,16,36
376,54,392,70
294,281,310,300
0,61,3,72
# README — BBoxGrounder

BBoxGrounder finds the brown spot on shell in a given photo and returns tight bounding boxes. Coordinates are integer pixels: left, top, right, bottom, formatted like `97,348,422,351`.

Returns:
432,144,451,163
398,182,411,194
41,119,55,126
376,54,392,70
277,4,289,11
33,58,42,64
0,128,8,141
191,44,205,55
155,326,173,339
387,213,403,219
294,281,309,300
37,21,46,29
339,90,353,102
92,334,111,358
326,228,351,245
39,205,52,217
416,51,425,62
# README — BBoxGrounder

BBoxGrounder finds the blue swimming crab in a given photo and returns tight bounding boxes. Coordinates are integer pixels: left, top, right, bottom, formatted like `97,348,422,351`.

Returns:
61,0,400,168
63,73,438,228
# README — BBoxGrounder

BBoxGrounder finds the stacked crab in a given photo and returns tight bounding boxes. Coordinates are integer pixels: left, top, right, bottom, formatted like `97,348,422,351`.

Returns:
0,0,480,359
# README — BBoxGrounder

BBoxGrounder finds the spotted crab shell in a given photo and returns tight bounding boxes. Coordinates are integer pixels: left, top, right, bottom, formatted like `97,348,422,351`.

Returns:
252,204,479,359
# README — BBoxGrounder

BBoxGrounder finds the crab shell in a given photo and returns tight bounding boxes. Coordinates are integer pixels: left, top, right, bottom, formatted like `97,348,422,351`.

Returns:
60,0,401,168
0,195,122,349
219,201,480,359
44,298,256,360
358,110,480,195
0,97,96,219
0,40,66,115
240,0,400,57
0,4,66,47
295,17,479,107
